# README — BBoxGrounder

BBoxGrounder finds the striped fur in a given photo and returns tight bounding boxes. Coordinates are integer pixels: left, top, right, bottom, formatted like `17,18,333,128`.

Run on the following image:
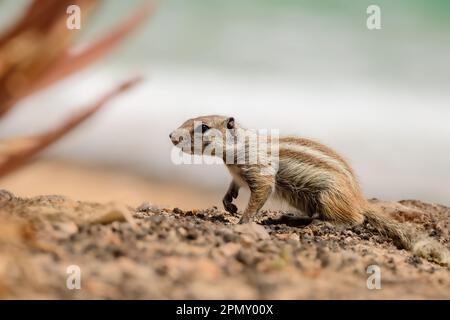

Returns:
276,139,366,225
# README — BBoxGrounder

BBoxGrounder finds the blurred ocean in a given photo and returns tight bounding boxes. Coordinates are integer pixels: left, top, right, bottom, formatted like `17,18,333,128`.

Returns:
1,0,449,204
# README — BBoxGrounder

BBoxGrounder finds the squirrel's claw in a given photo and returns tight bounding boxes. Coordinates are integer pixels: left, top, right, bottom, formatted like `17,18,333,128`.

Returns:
223,199,238,214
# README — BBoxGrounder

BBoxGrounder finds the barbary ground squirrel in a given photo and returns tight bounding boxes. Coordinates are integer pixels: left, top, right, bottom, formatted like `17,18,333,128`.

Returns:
170,115,449,265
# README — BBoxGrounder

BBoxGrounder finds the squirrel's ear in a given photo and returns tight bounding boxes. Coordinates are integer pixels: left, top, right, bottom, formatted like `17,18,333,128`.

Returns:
226,117,235,129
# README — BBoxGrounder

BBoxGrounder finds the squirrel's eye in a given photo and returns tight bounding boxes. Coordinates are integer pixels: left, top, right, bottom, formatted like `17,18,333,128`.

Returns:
201,124,210,133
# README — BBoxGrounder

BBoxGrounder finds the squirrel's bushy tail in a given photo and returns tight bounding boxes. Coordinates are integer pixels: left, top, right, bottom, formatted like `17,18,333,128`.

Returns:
363,210,449,266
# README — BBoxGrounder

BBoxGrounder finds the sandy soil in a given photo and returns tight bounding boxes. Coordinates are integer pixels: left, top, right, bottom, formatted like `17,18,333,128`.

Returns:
0,159,222,208
0,188,448,299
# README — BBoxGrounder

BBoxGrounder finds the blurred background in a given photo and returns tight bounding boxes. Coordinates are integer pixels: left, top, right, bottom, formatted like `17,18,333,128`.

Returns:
0,0,449,208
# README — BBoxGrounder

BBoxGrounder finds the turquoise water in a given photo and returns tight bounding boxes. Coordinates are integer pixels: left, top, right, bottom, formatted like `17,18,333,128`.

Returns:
76,0,450,89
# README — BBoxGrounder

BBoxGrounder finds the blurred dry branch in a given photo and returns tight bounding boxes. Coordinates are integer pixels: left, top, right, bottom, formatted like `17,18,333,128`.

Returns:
0,76,142,178
0,0,100,117
34,1,155,96
0,0,154,178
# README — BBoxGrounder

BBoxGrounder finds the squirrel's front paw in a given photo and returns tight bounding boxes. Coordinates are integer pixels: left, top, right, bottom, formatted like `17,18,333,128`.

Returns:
223,199,238,214
238,216,251,224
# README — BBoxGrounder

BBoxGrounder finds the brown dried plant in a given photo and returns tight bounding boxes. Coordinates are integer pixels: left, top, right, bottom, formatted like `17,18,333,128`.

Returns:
0,0,155,178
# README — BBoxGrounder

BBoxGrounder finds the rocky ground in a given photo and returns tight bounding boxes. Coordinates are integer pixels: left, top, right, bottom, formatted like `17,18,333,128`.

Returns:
0,189,449,299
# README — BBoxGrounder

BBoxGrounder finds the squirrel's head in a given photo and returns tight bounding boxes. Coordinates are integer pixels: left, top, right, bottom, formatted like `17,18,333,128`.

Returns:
170,115,237,155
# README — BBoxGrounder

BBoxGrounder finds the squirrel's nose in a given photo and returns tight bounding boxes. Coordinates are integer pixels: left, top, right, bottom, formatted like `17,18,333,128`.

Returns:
169,133,173,139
